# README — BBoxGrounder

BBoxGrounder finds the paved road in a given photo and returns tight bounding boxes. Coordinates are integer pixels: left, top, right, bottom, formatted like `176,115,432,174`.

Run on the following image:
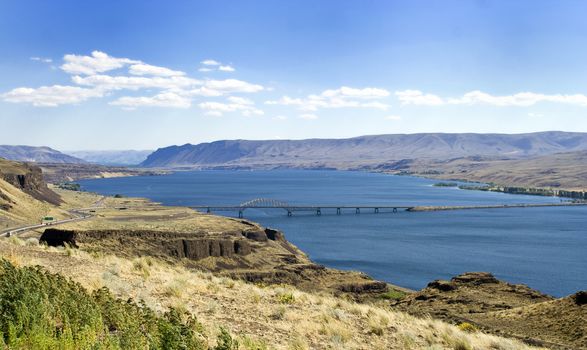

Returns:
0,196,106,238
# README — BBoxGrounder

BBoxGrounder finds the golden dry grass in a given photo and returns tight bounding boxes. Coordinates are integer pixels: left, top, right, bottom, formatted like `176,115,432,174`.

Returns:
0,178,70,230
0,238,547,350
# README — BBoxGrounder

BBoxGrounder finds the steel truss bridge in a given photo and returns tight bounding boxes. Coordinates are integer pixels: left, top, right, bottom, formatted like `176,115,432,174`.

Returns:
189,198,413,218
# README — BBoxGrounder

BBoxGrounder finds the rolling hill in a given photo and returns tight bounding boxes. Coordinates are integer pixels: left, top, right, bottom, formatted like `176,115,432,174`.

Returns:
66,150,152,165
140,131,587,169
0,145,85,164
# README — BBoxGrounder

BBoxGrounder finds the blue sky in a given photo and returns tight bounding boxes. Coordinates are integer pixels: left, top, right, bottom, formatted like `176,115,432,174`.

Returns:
1,0,587,150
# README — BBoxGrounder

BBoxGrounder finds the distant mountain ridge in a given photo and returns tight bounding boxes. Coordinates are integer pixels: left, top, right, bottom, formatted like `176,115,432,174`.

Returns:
67,150,152,166
140,131,587,168
0,145,85,164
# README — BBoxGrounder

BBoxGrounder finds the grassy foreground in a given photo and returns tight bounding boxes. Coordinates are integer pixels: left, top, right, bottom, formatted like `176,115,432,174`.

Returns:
0,259,241,350
0,237,546,350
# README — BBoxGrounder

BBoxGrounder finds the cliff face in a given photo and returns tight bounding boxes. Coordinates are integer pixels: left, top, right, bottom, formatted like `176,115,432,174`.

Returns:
0,158,61,205
39,225,388,298
40,227,303,267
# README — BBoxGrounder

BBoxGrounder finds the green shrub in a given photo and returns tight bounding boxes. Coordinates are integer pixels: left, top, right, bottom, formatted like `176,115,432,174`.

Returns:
276,292,295,304
378,289,407,301
214,327,239,350
0,259,209,349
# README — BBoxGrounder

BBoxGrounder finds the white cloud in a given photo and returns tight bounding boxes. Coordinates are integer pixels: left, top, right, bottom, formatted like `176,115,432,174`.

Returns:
299,113,318,120
198,67,213,72
219,65,235,72
201,59,220,66
61,50,139,75
30,57,53,63
204,79,263,93
273,115,288,120
266,86,390,112
385,115,402,120
5,51,269,111
395,89,587,107
2,85,103,107
265,96,304,106
72,74,201,91
199,97,263,116
527,112,544,117
128,63,185,77
395,90,444,106
109,92,191,109
448,90,587,107
227,96,254,105
321,86,390,99
185,87,224,97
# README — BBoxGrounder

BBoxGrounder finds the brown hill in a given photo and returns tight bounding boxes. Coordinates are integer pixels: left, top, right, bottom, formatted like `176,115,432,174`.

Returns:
395,150,587,191
140,131,587,168
392,272,585,349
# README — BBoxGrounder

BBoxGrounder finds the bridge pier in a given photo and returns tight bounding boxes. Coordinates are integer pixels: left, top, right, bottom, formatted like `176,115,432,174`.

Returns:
238,210,243,218
356,208,360,214
336,208,341,215
287,210,293,217
316,208,321,216
393,208,397,213
374,207,379,213
207,207,211,213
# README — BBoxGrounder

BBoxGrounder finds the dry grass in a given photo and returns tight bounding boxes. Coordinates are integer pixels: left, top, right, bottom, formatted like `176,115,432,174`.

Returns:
0,178,70,230
0,240,548,350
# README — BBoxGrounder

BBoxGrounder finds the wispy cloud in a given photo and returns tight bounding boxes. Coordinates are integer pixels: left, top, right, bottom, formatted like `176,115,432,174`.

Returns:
385,115,402,120
201,59,220,66
396,89,587,107
198,59,236,73
219,65,235,72
199,96,263,116
72,74,201,91
61,50,139,75
266,86,391,112
128,63,185,77
30,56,53,63
110,92,191,109
204,79,263,93
1,85,104,107
395,90,444,106
299,113,318,120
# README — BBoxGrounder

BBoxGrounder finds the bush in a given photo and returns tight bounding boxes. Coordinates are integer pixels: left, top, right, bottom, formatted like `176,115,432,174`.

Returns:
0,259,208,349
457,322,478,333
276,292,295,304
378,289,406,301
214,327,239,350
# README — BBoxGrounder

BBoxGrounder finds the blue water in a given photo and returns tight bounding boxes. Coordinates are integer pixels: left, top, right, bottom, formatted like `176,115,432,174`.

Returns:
78,170,587,297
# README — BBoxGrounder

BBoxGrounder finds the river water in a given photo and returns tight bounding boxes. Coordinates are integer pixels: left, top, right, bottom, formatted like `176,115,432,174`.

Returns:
78,170,586,297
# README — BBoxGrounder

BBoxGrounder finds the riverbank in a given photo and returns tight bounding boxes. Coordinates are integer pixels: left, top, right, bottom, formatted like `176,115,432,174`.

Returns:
408,202,587,212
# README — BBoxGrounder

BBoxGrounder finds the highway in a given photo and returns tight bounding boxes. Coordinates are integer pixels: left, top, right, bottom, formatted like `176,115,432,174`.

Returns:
0,196,105,238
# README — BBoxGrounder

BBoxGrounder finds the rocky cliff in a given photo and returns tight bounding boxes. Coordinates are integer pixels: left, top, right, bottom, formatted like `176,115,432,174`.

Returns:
0,158,61,205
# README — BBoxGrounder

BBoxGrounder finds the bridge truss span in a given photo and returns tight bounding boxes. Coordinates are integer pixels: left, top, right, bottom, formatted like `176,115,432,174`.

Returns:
190,197,412,218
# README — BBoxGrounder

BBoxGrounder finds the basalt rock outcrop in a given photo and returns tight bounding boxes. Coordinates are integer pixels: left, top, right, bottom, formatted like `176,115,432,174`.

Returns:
393,272,552,319
0,158,61,205
40,229,78,247
392,272,586,350
39,224,391,300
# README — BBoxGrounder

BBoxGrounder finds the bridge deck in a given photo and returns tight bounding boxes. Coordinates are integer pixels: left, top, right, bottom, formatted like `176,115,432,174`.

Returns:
189,205,413,210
